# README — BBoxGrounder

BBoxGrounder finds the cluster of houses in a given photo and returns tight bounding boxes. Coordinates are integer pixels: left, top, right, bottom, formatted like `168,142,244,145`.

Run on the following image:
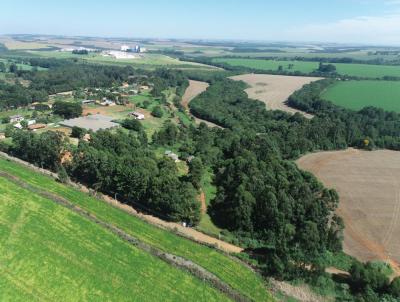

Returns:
10,115,46,131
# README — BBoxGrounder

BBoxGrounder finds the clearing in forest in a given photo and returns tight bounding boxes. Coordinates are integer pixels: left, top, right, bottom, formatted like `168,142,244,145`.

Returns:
183,80,222,128
181,80,209,110
230,74,322,118
297,148,400,274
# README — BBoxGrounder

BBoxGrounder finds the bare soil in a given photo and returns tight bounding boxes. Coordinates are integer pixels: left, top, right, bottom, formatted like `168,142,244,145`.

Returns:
297,148,400,275
182,80,222,128
230,74,322,118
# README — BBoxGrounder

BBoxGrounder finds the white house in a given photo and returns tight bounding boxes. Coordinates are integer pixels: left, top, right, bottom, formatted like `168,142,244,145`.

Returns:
165,150,180,162
100,100,116,106
9,114,24,123
129,111,145,120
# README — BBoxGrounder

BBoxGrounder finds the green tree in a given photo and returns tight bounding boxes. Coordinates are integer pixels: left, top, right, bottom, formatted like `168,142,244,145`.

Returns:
20,120,28,129
122,119,143,131
151,106,164,118
53,101,82,119
389,277,400,298
187,157,203,190
71,126,86,138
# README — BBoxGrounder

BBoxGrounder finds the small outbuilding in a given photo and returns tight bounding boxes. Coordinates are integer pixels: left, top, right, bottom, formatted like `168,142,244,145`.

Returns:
129,111,145,120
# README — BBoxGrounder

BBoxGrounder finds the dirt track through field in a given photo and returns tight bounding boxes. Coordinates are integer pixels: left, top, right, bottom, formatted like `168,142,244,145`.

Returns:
230,74,322,118
182,80,222,128
297,148,400,274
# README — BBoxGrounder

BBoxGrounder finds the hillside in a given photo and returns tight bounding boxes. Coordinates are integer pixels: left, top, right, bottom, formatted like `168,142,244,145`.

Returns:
0,155,272,302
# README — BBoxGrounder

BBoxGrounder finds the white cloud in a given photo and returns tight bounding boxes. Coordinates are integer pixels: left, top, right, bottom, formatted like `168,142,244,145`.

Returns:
286,14,400,45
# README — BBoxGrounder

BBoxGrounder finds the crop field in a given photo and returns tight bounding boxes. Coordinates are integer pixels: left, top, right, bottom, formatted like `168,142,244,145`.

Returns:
213,58,400,78
0,175,229,301
297,148,400,275
322,80,400,112
230,73,321,117
0,157,272,302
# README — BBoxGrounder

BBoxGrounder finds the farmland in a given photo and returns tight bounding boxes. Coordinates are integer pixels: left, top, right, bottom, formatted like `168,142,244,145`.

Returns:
297,149,400,275
0,174,229,301
321,80,400,112
230,73,321,117
213,58,400,78
27,50,216,70
0,156,272,302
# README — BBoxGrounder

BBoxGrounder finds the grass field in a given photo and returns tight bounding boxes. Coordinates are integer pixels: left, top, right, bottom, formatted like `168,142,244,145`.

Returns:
322,80,400,112
0,157,272,302
213,58,400,78
0,176,229,301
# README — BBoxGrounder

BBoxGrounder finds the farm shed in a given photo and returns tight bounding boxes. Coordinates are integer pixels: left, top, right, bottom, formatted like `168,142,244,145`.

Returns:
60,114,119,132
28,124,46,131
129,111,145,120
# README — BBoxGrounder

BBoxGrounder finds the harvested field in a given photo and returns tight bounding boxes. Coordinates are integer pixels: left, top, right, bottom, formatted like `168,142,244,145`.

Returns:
230,74,322,118
297,148,400,274
182,80,209,109
183,80,222,128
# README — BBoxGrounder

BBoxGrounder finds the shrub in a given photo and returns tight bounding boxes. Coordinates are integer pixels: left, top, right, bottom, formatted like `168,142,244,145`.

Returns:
151,106,163,118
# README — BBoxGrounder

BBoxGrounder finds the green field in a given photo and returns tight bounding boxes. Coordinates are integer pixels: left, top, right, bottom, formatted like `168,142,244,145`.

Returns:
322,80,400,112
0,175,229,301
26,50,215,70
213,58,400,78
0,157,272,302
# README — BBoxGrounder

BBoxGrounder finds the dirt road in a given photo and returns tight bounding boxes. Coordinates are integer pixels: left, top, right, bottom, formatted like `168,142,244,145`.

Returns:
230,74,322,119
297,148,400,275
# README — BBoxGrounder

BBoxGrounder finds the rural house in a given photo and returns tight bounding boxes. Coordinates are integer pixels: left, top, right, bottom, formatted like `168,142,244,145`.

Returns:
9,114,24,123
129,111,145,120
165,150,180,162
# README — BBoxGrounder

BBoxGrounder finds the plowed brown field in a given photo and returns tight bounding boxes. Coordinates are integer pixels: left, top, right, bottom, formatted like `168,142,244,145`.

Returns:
230,74,322,118
297,148,400,274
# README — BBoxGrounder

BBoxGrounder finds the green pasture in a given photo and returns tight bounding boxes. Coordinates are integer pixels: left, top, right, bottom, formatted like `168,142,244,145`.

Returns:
213,58,400,78
0,176,227,301
322,80,400,112
0,157,272,302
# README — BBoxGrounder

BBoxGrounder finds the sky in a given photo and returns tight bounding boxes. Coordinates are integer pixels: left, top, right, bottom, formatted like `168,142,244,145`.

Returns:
1,0,400,45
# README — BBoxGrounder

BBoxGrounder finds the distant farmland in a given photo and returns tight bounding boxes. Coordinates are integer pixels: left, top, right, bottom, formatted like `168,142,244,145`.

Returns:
213,58,400,78
322,80,400,112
